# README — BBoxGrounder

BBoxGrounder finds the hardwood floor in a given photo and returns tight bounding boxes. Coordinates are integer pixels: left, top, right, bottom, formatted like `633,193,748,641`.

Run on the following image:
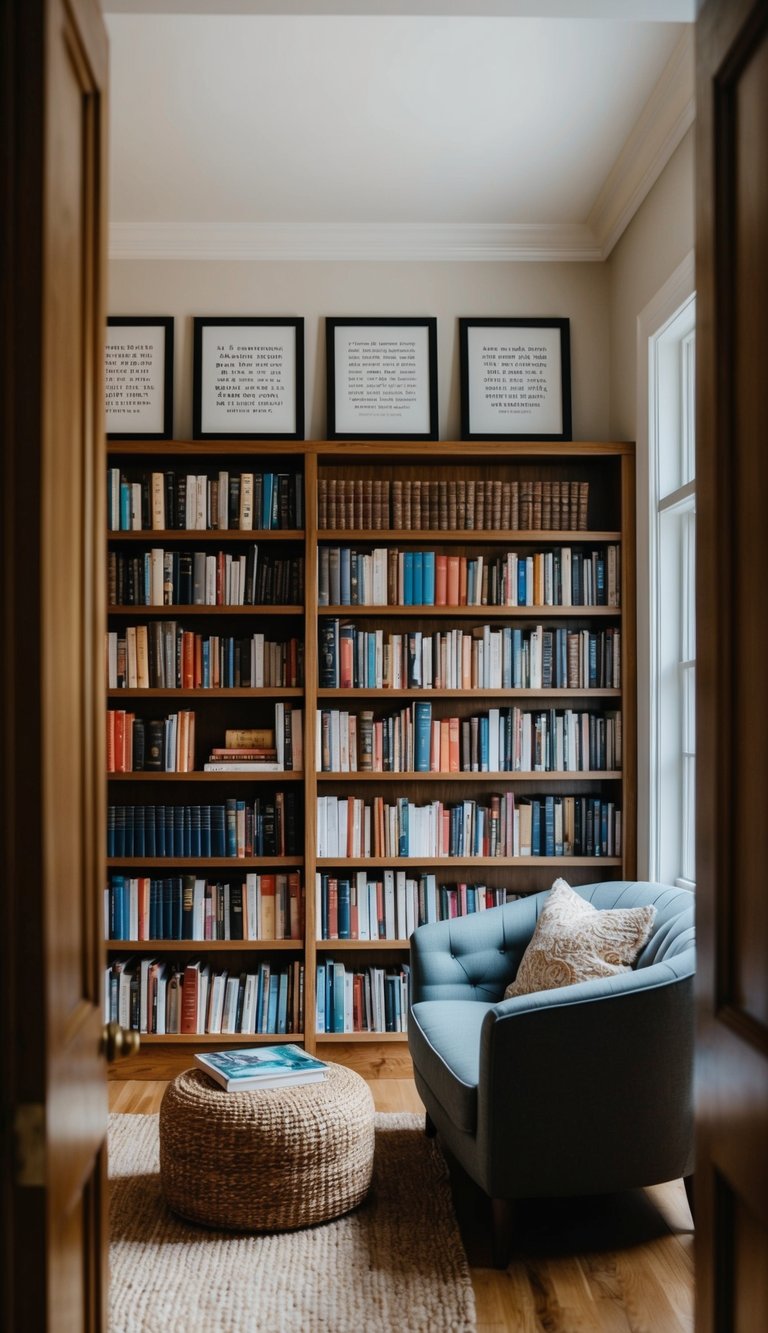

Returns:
109,1076,694,1333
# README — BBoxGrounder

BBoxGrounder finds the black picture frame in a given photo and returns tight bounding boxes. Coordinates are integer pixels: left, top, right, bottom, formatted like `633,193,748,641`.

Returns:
326,316,438,440
106,316,174,440
459,317,572,442
192,316,304,440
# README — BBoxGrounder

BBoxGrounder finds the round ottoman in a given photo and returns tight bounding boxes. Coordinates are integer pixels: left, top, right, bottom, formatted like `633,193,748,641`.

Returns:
159,1061,375,1231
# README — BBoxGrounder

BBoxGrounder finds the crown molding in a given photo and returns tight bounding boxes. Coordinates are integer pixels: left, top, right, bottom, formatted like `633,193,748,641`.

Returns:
109,220,603,263
588,29,695,260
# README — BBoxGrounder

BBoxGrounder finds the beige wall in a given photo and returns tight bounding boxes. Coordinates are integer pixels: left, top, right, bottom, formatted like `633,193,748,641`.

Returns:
608,127,695,440
108,259,611,442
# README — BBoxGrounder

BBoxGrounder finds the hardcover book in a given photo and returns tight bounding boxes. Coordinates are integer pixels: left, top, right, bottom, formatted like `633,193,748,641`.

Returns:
194,1043,327,1092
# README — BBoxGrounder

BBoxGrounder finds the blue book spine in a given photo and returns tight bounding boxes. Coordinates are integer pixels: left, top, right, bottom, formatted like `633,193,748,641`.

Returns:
202,640,210,688
162,878,173,939
544,795,555,856
316,964,326,1034
398,797,409,857
338,879,351,939
174,805,184,857
403,551,414,606
517,560,527,606
225,799,238,857
146,804,157,857
107,806,116,858
162,805,172,858
135,805,146,857
413,552,424,605
531,800,542,856
172,877,183,938
333,963,346,1034
212,804,225,857
422,551,435,606
201,805,212,857
479,717,489,771
325,962,334,1033
277,970,288,1034
414,702,432,772
110,876,125,940
340,548,351,606
191,805,202,857
266,975,279,1032
125,805,135,857
262,473,274,530
120,482,131,531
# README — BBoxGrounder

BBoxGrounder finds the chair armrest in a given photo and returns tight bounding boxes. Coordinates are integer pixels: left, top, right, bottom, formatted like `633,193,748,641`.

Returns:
475,954,695,1197
409,898,540,1003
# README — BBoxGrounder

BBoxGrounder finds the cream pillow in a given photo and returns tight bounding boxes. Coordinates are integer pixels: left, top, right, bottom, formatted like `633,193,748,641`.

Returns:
504,878,656,999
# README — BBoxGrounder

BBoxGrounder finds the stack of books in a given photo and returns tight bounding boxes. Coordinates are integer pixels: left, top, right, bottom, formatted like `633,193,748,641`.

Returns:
194,1043,327,1092
204,726,280,772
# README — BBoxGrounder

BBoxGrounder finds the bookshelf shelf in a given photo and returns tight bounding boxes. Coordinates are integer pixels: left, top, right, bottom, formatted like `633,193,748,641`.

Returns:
107,770,304,782
107,857,303,869
315,770,622,783
317,688,622,700
106,438,635,1065
108,605,303,617
318,604,620,619
106,939,303,952
108,688,303,699
109,529,304,542
317,528,622,544
315,856,624,869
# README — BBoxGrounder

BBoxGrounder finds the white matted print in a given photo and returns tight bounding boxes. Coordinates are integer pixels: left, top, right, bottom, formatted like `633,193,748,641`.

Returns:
106,318,173,439
460,318,571,441
327,318,438,440
193,318,304,440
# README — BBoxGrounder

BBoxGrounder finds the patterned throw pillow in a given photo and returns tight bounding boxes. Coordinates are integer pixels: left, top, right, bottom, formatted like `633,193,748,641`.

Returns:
504,878,656,999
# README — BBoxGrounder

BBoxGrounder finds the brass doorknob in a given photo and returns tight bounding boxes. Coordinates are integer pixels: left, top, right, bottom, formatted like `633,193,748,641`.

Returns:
101,1021,140,1061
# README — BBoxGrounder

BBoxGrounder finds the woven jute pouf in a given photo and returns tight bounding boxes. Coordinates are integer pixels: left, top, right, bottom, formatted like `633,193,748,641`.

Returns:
159,1061,375,1231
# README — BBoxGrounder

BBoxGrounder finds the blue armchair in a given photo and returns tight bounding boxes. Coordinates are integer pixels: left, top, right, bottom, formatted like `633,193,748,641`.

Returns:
407,880,695,1265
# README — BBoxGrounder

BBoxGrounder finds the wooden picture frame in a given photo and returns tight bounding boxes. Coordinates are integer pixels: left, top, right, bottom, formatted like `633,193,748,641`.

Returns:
106,316,174,440
459,317,572,441
193,317,304,440
326,317,438,440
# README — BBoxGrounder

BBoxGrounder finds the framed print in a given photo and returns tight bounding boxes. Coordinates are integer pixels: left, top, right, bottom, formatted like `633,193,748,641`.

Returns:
326,317,438,440
459,317,572,441
106,317,174,440
193,317,304,440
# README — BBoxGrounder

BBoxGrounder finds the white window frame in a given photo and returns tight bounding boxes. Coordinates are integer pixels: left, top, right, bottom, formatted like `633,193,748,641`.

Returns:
636,252,696,887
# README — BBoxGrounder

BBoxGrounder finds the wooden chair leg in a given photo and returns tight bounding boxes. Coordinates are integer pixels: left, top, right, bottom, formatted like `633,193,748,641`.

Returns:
424,1111,437,1138
491,1197,512,1269
684,1173,694,1221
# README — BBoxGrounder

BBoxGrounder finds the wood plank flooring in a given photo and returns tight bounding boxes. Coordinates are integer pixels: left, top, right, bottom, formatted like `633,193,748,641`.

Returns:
109,1076,694,1333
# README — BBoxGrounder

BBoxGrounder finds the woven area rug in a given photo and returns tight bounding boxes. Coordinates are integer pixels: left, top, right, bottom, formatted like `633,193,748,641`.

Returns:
109,1111,476,1333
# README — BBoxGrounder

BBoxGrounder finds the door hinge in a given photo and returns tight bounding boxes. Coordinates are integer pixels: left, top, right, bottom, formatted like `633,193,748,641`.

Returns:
14,1103,46,1187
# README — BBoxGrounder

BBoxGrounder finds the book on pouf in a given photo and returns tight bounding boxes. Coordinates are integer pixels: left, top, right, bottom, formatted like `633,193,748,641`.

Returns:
194,1043,327,1092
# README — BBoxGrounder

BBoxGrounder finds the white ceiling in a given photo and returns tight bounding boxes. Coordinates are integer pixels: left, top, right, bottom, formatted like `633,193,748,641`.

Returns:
105,6,694,261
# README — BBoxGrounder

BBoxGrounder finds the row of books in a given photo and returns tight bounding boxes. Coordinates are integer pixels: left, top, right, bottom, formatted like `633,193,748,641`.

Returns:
106,708,302,773
107,624,303,690
319,621,621,692
317,546,620,609
316,961,410,1034
108,468,303,532
107,709,195,773
316,870,519,941
106,872,303,942
108,547,304,607
105,956,304,1036
316,704,622,775
316,793,622,859
107,793,301,858
317,477,590,532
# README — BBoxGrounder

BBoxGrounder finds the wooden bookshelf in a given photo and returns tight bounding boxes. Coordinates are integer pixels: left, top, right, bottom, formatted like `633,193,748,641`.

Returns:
105,439,635,1071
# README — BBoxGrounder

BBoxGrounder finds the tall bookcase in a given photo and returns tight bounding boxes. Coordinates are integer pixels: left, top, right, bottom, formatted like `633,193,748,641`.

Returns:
105,439,635,1078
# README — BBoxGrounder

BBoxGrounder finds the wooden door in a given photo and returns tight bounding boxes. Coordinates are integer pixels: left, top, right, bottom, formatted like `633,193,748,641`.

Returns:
695,1,768,1328
0,1,109,1329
